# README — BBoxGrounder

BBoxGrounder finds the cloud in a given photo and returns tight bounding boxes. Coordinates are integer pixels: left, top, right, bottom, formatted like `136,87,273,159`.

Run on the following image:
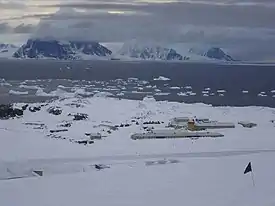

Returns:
13,23,36,33
0,22,35,34
2,1,275,28
0,1,26,9
0,0,275,60
0,23,12,33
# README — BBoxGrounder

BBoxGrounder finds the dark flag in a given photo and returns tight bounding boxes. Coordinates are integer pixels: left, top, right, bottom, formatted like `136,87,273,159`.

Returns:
244,162,252,174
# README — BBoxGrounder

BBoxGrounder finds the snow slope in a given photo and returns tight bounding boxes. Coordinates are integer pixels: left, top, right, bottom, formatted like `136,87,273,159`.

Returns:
1,96,275,206
0,44,18,59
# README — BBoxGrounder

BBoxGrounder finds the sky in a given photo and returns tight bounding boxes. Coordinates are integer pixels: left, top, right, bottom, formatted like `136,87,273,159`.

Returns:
0,0,275,60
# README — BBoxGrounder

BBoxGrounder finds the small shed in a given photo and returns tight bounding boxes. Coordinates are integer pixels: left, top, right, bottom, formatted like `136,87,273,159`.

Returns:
89,133,102,140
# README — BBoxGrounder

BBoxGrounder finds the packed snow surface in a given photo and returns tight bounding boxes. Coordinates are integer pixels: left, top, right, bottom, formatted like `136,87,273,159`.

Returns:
1,96,275,206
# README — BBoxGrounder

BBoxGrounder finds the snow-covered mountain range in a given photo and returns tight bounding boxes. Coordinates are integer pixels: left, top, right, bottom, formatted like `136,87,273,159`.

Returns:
13,39,112,60
0,39,235,61
117,41,185,60
115,41,235,61
188,47,235,61
204,47,234,61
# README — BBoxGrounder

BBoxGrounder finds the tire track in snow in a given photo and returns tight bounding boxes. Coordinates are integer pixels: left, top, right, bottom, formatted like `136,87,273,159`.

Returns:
4,149,275,166
1,149,275,181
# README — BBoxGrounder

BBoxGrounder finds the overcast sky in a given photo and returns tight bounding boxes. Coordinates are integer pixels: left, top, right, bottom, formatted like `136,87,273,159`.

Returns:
1,0,275,60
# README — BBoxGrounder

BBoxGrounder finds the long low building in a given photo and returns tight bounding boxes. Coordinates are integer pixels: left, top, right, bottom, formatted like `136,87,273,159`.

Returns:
131,129,224,140
169,117,210,128
168,117,235,130
192,121,235,130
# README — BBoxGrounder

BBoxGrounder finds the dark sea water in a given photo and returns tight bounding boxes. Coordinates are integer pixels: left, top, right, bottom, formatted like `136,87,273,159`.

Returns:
0,59,275,107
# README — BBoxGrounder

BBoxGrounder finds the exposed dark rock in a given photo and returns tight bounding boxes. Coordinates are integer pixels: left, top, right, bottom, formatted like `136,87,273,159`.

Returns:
143,121,161,125
29,106,41,112
94,164,110,170
22,104,29,111
98,124,118,131
65,103,84,108
24,122,46,130
47,106,62,115
118,123,132,128
24,122,45,126
47,134,63,139
75,140,94,145
0,104,24,119
50,129,68,133
69,113,88,121
13,108,23,116
59,122,72,128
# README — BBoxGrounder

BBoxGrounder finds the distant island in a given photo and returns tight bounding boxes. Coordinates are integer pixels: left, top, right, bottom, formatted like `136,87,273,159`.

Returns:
0,38,235,62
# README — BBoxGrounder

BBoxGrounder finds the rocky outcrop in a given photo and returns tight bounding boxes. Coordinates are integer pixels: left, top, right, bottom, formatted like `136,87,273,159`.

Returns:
0,104,23,119
204,47,234,61
47,106,62,115
13,38,112,60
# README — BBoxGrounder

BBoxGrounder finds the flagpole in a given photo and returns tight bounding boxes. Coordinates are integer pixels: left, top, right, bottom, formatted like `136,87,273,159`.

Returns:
251,171,255,187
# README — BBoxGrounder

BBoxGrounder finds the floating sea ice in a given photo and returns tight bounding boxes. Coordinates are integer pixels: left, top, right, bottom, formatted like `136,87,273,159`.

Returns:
202,91,209,94
19,85,41,90
93,91,114,98
116,92,125,96
217,90,226,93
242,90,249,93
177,92,188,96
154,92,170,96
184,86,192,89
203,94,209,97
153,76,171,81
57,85,67,89
139,80,149,84
128,77,139,81
258,93,267,97
9,90,28,95
204,88,211,91
35,88,55,97
170,86,180,90
154,89,161,92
